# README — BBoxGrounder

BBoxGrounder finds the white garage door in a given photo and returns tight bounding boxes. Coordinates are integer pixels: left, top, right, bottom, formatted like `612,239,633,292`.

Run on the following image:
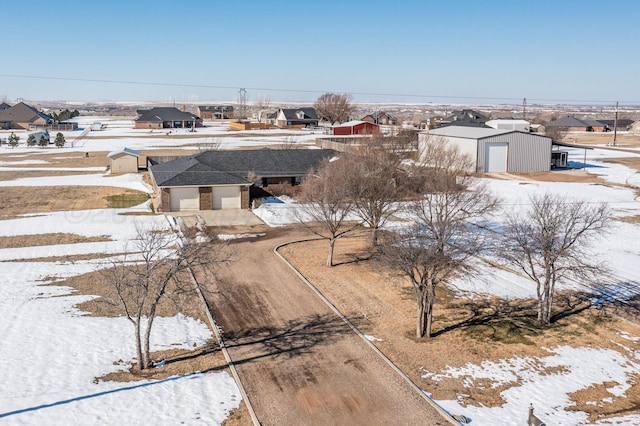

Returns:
213,186,241,210
485,143,508,172
170,187,199,211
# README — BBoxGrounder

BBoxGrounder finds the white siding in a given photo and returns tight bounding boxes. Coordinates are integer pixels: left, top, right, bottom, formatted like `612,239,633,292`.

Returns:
418,134,478,172
170,187,199,211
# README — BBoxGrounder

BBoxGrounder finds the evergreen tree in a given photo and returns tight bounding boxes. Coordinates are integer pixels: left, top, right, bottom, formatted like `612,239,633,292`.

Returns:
55,132,65,148
38,135,48,148
27,134,36,147
8,133,20,148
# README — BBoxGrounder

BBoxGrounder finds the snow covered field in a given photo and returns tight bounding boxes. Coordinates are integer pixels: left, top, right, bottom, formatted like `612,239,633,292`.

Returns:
2,117,640,424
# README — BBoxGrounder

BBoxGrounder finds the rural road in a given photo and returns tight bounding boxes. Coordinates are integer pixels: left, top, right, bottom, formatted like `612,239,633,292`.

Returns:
204,226,452,425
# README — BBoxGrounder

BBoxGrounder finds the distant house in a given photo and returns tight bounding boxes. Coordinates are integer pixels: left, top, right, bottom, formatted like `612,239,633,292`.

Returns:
198,105,234,120
0,102,11,111
631,120,640,135
148,149,336,211
134,107,202,129
275,108,319,128
362,111,396,125
545,116,605,132
420,126,552,173
0,102,53,130
108,148,140,174
485,119,530,132
597,119,635,132
439,109,490,128
332,120,379,136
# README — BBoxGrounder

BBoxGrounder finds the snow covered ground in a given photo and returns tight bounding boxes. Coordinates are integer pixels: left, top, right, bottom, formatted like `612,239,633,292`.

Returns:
0,162,242,425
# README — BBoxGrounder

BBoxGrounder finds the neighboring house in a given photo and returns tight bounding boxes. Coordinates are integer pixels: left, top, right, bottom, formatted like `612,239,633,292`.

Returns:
529,124,546,133
485,119,530,132
0,102,53,130
0,102,11,111
148,149,336,212
631,120,640,135
597,119,635,131
362,111,396,125
134,107,202,129
198,105,234,120
439,109,490,128
420,126,552,173
545,116,606,132
332,120,379,136
275,108,319,127
108,148,140,174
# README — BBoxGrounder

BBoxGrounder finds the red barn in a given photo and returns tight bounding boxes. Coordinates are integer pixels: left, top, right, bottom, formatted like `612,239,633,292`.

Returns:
332,120,379,136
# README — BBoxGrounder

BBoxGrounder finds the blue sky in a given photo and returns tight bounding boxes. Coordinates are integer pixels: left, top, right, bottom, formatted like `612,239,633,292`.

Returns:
2,0,639,105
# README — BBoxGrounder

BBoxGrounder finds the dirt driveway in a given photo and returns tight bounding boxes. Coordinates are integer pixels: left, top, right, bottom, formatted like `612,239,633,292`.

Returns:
204,225,451,425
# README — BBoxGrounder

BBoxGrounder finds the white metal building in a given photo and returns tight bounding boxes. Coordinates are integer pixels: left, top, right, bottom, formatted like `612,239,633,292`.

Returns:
485,119,530,132
419,126,552,173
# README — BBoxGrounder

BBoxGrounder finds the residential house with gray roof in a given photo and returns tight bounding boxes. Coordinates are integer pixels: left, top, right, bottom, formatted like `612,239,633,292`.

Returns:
0,102,53,130
148,148,336,211
275,108,319,128
134,107,202,129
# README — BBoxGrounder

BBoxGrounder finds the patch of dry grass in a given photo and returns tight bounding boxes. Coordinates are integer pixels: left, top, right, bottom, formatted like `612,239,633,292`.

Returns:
0,186,151,218
0,233,110,249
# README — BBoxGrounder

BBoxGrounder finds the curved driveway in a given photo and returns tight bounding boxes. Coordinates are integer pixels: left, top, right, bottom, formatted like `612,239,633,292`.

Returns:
206,226,452,425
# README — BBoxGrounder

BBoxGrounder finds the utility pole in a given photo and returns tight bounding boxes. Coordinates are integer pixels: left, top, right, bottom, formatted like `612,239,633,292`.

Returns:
612,101,618,147
523,97,527,121
237,88,247,120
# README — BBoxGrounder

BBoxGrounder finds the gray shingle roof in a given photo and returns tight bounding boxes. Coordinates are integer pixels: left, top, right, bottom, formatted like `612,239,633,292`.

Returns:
135,107,200,122
545,116,605,128
0,102,11,110
150,149,336,187
0,102,53,123
279,107,318,121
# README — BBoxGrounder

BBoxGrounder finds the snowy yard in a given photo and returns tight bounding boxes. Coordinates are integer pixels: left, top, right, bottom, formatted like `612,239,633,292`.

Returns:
2,117,640,424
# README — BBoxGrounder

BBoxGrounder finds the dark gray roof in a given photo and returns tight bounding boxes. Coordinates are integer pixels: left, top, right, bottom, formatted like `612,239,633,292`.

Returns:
597,119,634,127
0,102,53,123
150,149,336,187
545,116,605,128
135,107,200,122
0,102,11,110
279,107,318,121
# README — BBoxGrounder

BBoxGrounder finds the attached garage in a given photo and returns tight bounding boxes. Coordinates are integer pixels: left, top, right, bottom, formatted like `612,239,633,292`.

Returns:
213,186,241,209
170,187,200,211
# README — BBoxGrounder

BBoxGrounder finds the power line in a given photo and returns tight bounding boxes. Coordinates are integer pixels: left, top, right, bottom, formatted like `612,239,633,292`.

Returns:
1,73,640,105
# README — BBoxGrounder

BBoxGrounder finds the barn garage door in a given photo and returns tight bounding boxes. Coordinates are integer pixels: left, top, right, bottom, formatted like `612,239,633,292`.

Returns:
213,186,241,210
485,143,508,172
170,187,199,211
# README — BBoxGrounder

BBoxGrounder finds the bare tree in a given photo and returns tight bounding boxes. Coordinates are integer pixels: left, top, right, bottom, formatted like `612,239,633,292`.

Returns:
498,193,611,325
101,221,231,370
379,139,499,338
314,92,356,124
296,159,361,266
343,136,407,245
254,95,272,123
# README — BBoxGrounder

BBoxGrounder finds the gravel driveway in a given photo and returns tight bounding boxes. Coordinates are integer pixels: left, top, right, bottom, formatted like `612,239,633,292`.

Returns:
204,226,452,425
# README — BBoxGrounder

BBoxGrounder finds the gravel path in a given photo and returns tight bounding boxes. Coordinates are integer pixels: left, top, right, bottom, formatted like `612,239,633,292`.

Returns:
205,226,452,425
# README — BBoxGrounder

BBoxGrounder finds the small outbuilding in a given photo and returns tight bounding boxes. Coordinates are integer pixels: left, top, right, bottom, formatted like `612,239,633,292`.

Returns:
420,126,552,173
485,119,530,132
332,120,379,136
108,148,140,174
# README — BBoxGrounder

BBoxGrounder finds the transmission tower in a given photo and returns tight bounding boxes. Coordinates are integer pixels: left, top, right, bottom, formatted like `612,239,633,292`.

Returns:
237,88,247,119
